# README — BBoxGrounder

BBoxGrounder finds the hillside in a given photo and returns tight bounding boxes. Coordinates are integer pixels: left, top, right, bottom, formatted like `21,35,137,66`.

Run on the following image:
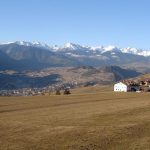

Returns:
130,73,150,81
0,66,140,90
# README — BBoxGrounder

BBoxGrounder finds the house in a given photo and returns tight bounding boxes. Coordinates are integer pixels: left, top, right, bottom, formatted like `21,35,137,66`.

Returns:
114,82,128,92
114,82,140,92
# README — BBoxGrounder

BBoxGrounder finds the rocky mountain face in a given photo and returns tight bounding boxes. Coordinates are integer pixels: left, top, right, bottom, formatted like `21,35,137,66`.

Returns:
0,42,150,71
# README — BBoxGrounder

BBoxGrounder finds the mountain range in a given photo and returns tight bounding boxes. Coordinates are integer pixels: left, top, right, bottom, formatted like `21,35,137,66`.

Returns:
0,41,150,71
2,41,150,56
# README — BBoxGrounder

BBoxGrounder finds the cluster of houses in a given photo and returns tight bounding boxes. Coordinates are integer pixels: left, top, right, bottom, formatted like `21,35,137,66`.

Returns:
0,88,50,96
1,78,150,96
114,79,150,92
0,82,75,96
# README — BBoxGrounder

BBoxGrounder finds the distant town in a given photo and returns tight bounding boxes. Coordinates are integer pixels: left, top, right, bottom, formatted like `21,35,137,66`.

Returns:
0,82,76,96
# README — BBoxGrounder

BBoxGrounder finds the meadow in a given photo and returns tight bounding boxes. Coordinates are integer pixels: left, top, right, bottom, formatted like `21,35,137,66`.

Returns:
0,86,150,150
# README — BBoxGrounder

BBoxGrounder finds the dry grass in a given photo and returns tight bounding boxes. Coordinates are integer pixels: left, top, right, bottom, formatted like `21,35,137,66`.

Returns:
0,87,150,150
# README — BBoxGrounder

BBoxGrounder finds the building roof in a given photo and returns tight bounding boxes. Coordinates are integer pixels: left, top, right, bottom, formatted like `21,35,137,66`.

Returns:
115,81,139,86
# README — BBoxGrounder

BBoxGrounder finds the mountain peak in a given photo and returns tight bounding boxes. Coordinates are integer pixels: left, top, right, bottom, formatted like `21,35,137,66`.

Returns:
14,41,51,50
15,41,31,46
63,43,84,50
104,45,118,51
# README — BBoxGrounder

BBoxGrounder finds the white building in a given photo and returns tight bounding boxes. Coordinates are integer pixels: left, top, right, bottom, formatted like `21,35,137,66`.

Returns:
114,82,128,92
114,82,140,92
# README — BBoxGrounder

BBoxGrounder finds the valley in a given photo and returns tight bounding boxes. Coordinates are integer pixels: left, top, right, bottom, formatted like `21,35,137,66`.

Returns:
0,66,141,96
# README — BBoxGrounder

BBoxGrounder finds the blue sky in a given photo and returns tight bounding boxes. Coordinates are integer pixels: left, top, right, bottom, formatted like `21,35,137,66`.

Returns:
0,0,150,48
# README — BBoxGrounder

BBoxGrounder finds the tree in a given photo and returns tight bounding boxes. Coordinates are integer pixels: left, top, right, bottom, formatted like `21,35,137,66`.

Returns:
55,90,61,95
64,89,71,95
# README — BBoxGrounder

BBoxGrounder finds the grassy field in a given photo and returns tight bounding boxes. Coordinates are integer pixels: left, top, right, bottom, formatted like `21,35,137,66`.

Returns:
1,87,150,150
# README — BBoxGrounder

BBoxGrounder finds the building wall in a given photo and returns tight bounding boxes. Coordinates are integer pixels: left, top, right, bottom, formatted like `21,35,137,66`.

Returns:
114,82,128,92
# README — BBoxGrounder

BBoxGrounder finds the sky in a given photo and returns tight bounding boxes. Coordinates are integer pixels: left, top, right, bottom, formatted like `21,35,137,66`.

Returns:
0,0,150,48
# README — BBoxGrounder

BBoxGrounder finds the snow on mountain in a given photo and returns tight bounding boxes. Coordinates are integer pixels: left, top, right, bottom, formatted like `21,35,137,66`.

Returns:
0,42,14,45
59,44,150,57
1,41,150,57
102,45,121,54
0,41,52,50
90,46,103,51
104,45,116,51
51,45,60,51
62,43,85,50
64,43,77,50
14,41,51,50
121,47,150,57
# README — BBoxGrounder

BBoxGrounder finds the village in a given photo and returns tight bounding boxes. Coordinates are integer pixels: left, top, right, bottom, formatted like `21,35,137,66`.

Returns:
114,79,150,92
0,78,150,96
0,82,74,96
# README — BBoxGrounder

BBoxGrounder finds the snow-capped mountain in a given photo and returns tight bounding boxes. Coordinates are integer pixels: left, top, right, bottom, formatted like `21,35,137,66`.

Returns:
53,43,150,57
54,43,150,57
63,43,82,50
121,47,150,57
15,41,51,50
1,41,150,57
0,41,52,50
0,41,150,71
